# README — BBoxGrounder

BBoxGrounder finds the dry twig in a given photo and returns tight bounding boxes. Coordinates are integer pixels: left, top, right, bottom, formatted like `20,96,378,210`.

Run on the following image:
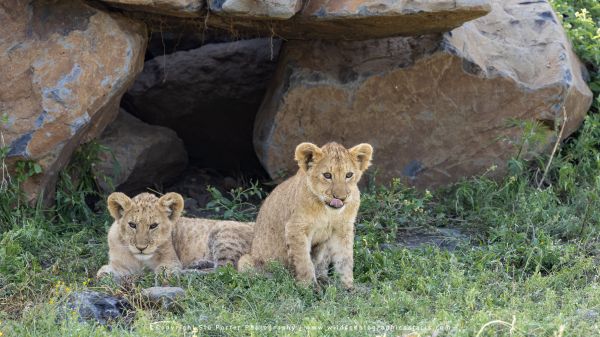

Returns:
537,107,568,189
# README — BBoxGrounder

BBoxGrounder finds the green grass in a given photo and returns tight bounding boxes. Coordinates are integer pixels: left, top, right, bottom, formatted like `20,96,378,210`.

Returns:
1,1,599,336
3,166,600,336
1,212,600,336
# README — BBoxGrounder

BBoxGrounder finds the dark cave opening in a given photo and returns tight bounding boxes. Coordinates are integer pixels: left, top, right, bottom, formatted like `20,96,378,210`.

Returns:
112,28,283,212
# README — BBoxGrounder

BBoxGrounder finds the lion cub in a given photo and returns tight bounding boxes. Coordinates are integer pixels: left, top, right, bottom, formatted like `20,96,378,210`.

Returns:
97,192,253,280
238,142,373,289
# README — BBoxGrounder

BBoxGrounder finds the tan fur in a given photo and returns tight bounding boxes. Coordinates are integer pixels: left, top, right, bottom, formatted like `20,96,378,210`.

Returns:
238,142,373,289
97,192,254,280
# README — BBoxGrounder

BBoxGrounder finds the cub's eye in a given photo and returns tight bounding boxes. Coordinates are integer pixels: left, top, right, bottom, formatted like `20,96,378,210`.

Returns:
346,172,354,179
323,172,332,179
128,222,137,229
149,223,159,230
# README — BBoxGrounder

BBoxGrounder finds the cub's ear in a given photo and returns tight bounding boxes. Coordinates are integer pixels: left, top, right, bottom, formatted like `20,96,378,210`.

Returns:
158,192,184,222
294,142,323,172
107,192,132,220
349,143,373,171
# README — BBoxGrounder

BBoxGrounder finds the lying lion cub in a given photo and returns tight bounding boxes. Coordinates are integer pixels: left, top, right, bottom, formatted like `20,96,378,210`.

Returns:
97,192,253,280
238,142,373,289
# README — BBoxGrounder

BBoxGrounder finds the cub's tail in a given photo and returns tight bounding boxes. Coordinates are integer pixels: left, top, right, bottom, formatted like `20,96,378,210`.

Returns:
208,222,253,268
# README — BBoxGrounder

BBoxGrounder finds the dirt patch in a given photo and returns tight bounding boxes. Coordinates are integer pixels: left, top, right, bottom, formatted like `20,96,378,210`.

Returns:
382,227,470,251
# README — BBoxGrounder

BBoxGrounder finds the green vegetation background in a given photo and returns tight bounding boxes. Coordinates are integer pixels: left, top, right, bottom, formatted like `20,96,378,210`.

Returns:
0,1,599,335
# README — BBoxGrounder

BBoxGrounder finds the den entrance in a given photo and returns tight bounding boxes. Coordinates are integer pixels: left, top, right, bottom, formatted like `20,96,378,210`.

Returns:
114,28,282,218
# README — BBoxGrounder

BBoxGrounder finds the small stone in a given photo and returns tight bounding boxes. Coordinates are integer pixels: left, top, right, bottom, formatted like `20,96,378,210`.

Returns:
223,177,238,191
184,197,199,210
184,197,198,206
576,309,599,321
141,286,185,311
397,227,469,251
65,291,134,326
184,198,203,217
379,243,399,251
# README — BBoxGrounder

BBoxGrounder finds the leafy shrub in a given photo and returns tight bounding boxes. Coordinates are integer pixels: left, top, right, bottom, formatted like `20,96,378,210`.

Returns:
203,181,266,221
55,141,112,226
551,0,599,110
0,140,110,314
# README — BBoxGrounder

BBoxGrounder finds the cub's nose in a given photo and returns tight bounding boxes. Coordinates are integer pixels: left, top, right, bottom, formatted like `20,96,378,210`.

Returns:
136,245,148,252
333,194,347,201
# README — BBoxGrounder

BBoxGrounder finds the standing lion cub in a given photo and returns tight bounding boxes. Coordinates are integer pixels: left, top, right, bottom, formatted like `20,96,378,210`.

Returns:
238,142,373,289
97,192,253,280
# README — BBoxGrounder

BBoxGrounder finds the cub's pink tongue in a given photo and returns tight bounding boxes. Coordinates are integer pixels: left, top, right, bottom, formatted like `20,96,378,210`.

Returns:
329,198,344,208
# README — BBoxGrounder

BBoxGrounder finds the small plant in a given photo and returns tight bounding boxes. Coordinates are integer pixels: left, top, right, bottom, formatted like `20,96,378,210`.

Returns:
552,2,600,60
504,118,550,161
0,142,112,316
0,159,44,233
358,178,435,246
551,0,599,111
0,118,11,193
0,114,42,192
54,141,112,227
203,181,266,221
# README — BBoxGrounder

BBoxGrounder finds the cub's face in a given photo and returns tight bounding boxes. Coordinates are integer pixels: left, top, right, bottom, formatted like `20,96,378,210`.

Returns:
107,192,184,259
295,142,373,210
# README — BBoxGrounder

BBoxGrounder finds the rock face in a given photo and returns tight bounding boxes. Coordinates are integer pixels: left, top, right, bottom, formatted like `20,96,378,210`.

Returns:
254,0,593,187
0,0,147,202
93,109,188,194
114,0,492,40
145,28,236,60
206,0,491,39
124,38,281,172
100,0,203,17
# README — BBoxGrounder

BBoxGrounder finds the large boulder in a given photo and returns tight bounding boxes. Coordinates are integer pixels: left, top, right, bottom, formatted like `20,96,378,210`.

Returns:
99,0,203,17
207,0,492,39
112,0,491,40
123,38,281,172
0,0,147,202
254,0,593,187
93,109,188,194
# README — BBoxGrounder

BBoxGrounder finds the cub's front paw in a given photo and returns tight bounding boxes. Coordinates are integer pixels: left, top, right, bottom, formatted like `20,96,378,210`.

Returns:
295,270,318,288
316,275,331,288
96,265,113,279
155,264,182,277
340,271,354,290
